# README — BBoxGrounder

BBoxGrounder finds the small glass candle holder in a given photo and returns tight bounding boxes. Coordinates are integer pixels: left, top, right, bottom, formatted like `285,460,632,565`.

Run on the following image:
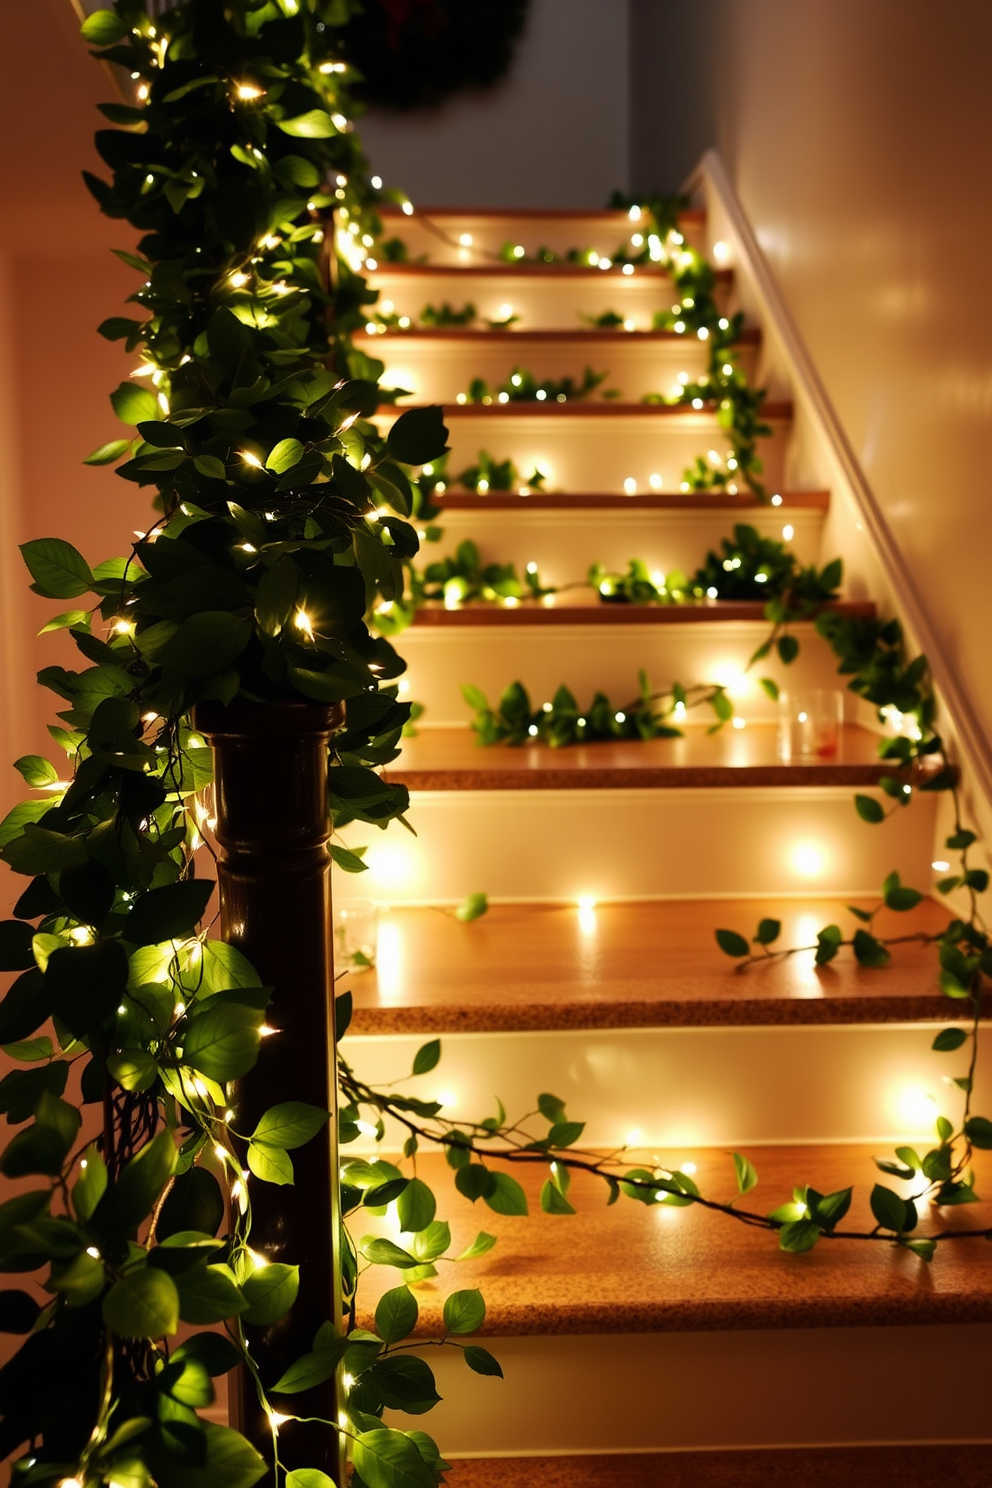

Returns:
778,689,844,762
334,899,378,972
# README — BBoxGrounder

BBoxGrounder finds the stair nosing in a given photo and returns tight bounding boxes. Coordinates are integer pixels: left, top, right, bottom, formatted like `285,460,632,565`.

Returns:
408,599,873,626
431,491,829,510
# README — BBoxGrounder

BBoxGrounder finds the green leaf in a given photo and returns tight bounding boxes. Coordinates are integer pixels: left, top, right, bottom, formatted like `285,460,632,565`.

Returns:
412,1039,441,1076
455,891,488,923
175,1264,248,1325
20,538,93,600
80,9,129,44
463,1345,503,1377
155,1423,266,1488
252,1102,329,1150
715,928,750,958
330,844,369,873
442,1288,486,1336
360,1237,420,1269
124,880,214,944
547,1121,584,1148
964,1116,992,1150
85,438,132,466
266,438,305,474
778,1219,821,1253
352,1428,436,1488
483,1172,528,1216
241,1262,299,1325
161,611,251,675
776,634,799,665
247,1143,294,1185
193,455,228,481
108,1130,178,1234
287,1474,336,1488
540,1179,576,1215
870,1183,914,1233
111,381,159,426
387,406,449,466
454,1231,497,1262
852,929,891,968
733,1152,758,1195
375,1286,419,1344
103,1267,180,1339
754,918,781,946
183,1002,264,1081
272,1337,349,1395
900,1238,936,1262
397,1176,436,1233
932,1027,968,1053
815,924,843,965
277,110,335,138
854,794,886,824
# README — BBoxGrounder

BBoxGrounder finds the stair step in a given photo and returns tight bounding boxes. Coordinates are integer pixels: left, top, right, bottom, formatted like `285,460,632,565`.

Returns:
355,1148,992,1338
368,265,727,334
443,1447,992,1487
346,898,959,1036
411,599,872,628
361,328,758,407
375,205,707,264
350,1150,992,1453
385,723,896,791
375,403,791,494
420,493,828,589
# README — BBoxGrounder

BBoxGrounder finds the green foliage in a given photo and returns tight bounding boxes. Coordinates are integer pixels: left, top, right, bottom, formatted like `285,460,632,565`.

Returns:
462,364,613,405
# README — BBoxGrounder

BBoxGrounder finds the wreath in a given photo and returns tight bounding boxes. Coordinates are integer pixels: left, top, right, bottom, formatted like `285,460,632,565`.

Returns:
341,0,531,111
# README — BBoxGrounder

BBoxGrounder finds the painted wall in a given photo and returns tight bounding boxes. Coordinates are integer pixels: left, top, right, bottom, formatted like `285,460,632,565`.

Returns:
358,0,630,207
633,0,992,749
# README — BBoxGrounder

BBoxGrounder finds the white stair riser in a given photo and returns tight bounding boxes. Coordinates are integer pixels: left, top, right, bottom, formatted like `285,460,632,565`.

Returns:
336,787,936,901
392,621,856,726
376,410,788,495
344,1022,987,1149
376,211,706,264
359,334,754,406
369,270,717,333
424,504,823,575
386,1326,992,1456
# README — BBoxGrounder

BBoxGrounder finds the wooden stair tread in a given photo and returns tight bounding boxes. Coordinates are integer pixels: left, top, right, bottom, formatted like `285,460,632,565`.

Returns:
358,327,757,344
378,206,706,223
384,723,898,791
433,490,830,511
410,598,872,626
345,898,961,1035
352,1147,992,1337
443,1446,992,1488
412,401,793,419
369,262,723,281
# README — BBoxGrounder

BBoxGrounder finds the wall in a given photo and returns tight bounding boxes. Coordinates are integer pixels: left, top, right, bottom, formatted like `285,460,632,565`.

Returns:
358,0,630,207
0,0,140,851
633,0,992,752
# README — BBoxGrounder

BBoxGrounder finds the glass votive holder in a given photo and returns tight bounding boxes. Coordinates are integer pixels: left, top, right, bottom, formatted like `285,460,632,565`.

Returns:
334,899,378,972
778,689,844,762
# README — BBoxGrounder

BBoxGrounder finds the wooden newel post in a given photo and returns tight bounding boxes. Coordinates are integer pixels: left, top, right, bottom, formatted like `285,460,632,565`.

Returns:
194,701,346,1483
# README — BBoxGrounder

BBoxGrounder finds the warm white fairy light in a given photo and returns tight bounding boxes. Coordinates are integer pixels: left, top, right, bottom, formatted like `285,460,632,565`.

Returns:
623,477,637,495
782,524,794,541
932,860,950,872
401,200,415,216
622,263,634,276
240,449,262,468
236,82,264,100
229,271,249,289
293,609,314,639
771,493,782,506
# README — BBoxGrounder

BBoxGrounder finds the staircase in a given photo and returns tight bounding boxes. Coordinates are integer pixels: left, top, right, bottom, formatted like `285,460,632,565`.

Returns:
337,202,992,1476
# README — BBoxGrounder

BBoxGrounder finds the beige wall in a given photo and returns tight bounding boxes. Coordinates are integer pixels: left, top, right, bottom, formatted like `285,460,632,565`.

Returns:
695,0,992,744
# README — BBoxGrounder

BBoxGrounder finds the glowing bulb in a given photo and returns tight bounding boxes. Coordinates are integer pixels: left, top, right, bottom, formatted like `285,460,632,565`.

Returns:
628,205,642,221
675,321,686,335
528,724,538,736
240,449,262,468
535,389,547,401
932,860,950,872
477,478,490,494
771,493,782,506
697,327,709,341
371,174,382,188
732,717,746,730
722,363,734,375
498,302,514,318
615,712,626,723
691,397,704,409
268,1411,290,1429
214,1144,228,1161
86,1247,100,1260
649,472,663,490
401,201,415,216
782,524,794,540
791,842,825,879
623,477,637,495
706,586,718,599
623,318,636,331
622,263,635,276
236,83,264,99
259,1025,278,1038
512,244,525,259
458,232,473,247
626,1129,643,1147
577,895,597,911
681,1161,697,1175
229,271,249,288
436,1091,457,1110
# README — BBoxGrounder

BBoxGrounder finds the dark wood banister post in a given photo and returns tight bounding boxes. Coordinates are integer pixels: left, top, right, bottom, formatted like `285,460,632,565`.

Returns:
194,700,345,1484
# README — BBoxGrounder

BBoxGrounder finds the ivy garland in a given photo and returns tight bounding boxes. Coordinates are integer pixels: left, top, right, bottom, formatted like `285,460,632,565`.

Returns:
1,7,991,1488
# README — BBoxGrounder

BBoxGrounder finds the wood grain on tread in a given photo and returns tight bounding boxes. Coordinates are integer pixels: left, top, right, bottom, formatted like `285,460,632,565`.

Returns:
352,1148,992,1337
384,723,910,791
345,897,970,1034
426,401,793,420
410,599,873,626
443,1445,992,1488
356,327,759,345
